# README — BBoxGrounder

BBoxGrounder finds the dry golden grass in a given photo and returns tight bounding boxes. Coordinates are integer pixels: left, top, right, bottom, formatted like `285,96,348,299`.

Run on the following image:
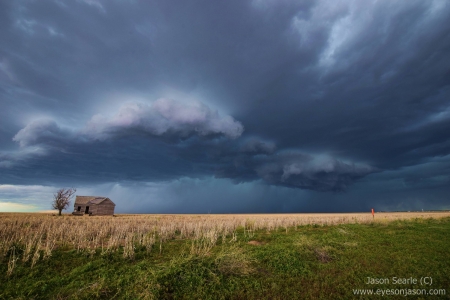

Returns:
1,211,449,274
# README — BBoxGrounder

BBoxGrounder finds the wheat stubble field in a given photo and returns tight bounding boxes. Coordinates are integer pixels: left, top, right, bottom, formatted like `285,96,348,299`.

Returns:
1,212,450,299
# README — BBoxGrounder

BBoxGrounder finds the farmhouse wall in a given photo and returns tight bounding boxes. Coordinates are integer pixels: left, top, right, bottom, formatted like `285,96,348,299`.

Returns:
94,204,115,215
73,196,115,216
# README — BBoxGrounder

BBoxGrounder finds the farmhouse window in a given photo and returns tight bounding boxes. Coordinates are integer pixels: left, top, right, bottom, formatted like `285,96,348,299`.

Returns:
77,206,81,211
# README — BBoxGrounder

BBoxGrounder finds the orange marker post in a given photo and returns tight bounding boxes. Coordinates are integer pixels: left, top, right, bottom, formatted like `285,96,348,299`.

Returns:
371,208,374,220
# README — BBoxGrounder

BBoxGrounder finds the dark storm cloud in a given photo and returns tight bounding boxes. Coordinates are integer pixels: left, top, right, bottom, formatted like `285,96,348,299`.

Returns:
239,137,276,155
255,152,375,192
3,101,375,192
242,0,450,169
1,0,450,211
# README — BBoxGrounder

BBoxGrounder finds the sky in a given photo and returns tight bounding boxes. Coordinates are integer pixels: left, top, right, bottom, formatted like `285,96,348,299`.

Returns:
1,0,450,213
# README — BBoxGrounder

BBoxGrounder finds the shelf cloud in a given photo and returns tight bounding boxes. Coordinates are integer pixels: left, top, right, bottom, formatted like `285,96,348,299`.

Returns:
0,0,449,212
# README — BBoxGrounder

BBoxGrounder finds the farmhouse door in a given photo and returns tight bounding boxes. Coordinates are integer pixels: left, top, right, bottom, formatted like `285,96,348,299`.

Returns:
85,206,89,214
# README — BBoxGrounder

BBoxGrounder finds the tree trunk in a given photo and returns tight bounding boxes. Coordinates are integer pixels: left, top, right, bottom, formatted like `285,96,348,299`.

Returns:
58,209,62,216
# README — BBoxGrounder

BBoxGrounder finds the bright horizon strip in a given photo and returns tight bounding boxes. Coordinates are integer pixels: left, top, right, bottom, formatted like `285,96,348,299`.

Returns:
0,202,38,212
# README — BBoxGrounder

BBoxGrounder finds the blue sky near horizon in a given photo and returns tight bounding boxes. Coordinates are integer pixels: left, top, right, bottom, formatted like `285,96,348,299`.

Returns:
1,0,450,213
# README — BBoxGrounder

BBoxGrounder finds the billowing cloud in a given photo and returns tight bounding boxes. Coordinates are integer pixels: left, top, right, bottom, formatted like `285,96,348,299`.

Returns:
83,99,244,140
239,137,276,154
13,119,72,147
0,147,47,168
10,98,243,150
256,153,376,192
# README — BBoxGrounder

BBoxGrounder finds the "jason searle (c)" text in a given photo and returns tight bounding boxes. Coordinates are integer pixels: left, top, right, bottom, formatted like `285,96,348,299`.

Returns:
366,277,432,285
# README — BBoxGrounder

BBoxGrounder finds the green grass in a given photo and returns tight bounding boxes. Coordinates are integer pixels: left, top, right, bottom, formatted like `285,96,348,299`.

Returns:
1,217,449,299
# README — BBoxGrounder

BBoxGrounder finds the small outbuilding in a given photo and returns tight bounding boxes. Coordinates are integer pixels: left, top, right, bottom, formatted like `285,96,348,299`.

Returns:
72,196,115,216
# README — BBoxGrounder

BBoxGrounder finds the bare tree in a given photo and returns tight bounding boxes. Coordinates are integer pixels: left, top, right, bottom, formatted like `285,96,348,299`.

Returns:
52,188,76,216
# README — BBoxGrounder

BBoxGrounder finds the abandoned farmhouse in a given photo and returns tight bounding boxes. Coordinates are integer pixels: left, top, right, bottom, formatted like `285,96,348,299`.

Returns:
72,196,115,216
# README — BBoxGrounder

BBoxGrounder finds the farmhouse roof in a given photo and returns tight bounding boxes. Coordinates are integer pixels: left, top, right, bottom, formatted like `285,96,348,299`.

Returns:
74,196,115,206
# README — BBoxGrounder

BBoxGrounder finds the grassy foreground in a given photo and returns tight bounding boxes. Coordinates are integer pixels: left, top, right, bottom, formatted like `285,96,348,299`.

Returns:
1,217,449,299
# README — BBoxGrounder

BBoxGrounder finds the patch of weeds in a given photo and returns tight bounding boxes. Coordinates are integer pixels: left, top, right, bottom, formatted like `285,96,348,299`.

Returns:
156,254,219,299
336,228,350,235
342,242,358,247
295,235,336,263
295,235,316,248
247,240,265,246
215,245,255,276
313,246,334,263
253,242,312,276
336,227,355,236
